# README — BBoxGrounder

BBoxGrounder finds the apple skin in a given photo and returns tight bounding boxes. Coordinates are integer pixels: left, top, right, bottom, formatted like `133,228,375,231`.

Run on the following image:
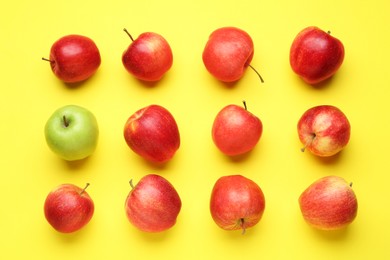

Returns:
122,30,173,81
44,34,101,83
210,175,265,233
44,105,99,161
125,174,182,232
123,105,180,163
297,105,350,157
202,27,255,82
299,176,358,230
44,183,94,233
212,101,263,156
289,26,345,85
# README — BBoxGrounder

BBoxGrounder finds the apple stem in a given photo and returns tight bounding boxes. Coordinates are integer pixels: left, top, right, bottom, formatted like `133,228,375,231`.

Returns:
301,134,316,152
80,183,90,195
242,100,247,111
248,64,264,83
349,182,353,187
240,218,246,235
129,179,135,189
327,30,331,34
63,115,69,127
42,57,54,63
123,28,134,41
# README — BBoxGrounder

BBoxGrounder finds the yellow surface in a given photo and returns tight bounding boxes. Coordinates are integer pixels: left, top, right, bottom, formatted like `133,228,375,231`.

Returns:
1,0,389,259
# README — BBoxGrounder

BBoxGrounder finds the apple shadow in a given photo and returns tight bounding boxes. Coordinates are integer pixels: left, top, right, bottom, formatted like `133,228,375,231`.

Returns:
62,156,92,171
312,151,344,165
127,225,172,242
310,226,350,241
306,75,335,90
225,150,254,163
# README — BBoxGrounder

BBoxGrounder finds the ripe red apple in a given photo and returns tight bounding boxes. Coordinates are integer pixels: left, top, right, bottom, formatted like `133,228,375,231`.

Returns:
289,26,345,85
210,175,265,233
123,104,180,163
122,29,173,81
125,174,182,232
212,101,263,156
202,27,263,83
42,34,101,83
44,183,94,233
298,105,351,157
299,176,358,230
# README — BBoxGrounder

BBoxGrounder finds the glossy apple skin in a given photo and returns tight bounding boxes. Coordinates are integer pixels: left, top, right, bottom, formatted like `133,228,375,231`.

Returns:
125,174,182,232
212,103,262,156
290,26,345,85
210,175,265,232
299,176,358,230
123,105,180,163
122,32,173,81
202,27,254,82
47,35,101,83
44,105,99,161
44,184,94,233
297,105,350,157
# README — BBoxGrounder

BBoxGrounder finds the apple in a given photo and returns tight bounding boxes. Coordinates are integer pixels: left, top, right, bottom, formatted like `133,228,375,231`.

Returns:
125,174,182,232
123,104,180,163
202,26,263,83
122,29,173,81
212,101,263,156
299,176,358,230
297,105,350,157
289,26,345,85
44,183,94,233
42,34,101,83
210,175,265,234
44,105,99,161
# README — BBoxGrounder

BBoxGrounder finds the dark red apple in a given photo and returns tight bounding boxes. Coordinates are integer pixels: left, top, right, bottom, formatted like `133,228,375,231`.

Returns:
44,183,94,233
299,176,358,230
42,34,101,83
123,104,180,163
290,26,345,85
125,174,182,232
210,175,265,233
212,101,263,156
297,105,351,157
122,29,173,81
202,27,263,83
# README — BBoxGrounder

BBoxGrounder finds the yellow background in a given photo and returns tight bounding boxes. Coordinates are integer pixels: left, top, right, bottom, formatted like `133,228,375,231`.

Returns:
1,0,389,259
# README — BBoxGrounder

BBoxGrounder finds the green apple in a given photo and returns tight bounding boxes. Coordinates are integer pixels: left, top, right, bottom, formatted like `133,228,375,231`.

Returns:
44,105,99,161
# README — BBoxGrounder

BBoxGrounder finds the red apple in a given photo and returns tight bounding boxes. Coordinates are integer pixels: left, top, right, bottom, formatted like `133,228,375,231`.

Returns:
202,27,263,83
125,174,182,232
122,29,173,81
212,101,263,156
123,104,180,163
210,175,265,233
299,176,358,230
290,26,345,85
297,105,351,157
42,35,101,83
44,183,94,233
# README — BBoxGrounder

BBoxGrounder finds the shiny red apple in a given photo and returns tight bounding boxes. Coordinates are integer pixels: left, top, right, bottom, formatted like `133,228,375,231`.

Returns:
290,26,345,85
299,176,358,230
44,183,94,233
210,175,265,233
125,174,182,232
123,104,180,163
212,101,263,156
202,27,263,83
42,34,101,83
122,29,173,81
298,105,351,157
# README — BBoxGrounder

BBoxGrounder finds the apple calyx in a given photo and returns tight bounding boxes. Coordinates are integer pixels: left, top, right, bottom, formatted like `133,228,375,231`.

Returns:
123,28,134,41
80,183,90,195
300,133,316,152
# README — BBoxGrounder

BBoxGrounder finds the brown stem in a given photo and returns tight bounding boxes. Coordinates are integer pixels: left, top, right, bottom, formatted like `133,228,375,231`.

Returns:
123,28,134,41
240,218,246,235
63,115,69,127
80,183,90,195
242,100,247,111
42,57,54,63
129,179,135,189
248,64,264,83
301,134,316,152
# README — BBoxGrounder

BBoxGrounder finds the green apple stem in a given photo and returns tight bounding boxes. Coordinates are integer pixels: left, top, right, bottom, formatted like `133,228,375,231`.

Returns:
63,115,69,127
129,179,135,189
80,183,90,195
123,28,134,41
240,218,246,235
248,64,264,83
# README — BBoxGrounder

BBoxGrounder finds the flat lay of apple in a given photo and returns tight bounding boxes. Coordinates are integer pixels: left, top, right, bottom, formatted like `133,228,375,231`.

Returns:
3,1,389,259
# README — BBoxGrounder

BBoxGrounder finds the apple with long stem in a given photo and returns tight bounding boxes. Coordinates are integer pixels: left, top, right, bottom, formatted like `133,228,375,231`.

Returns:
212,101,263,156
44,183,94,233
202,27,264,83
122,29,173,81
290,26,345,85
299,176,358,230
42,34,101,83
210,175,265,234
